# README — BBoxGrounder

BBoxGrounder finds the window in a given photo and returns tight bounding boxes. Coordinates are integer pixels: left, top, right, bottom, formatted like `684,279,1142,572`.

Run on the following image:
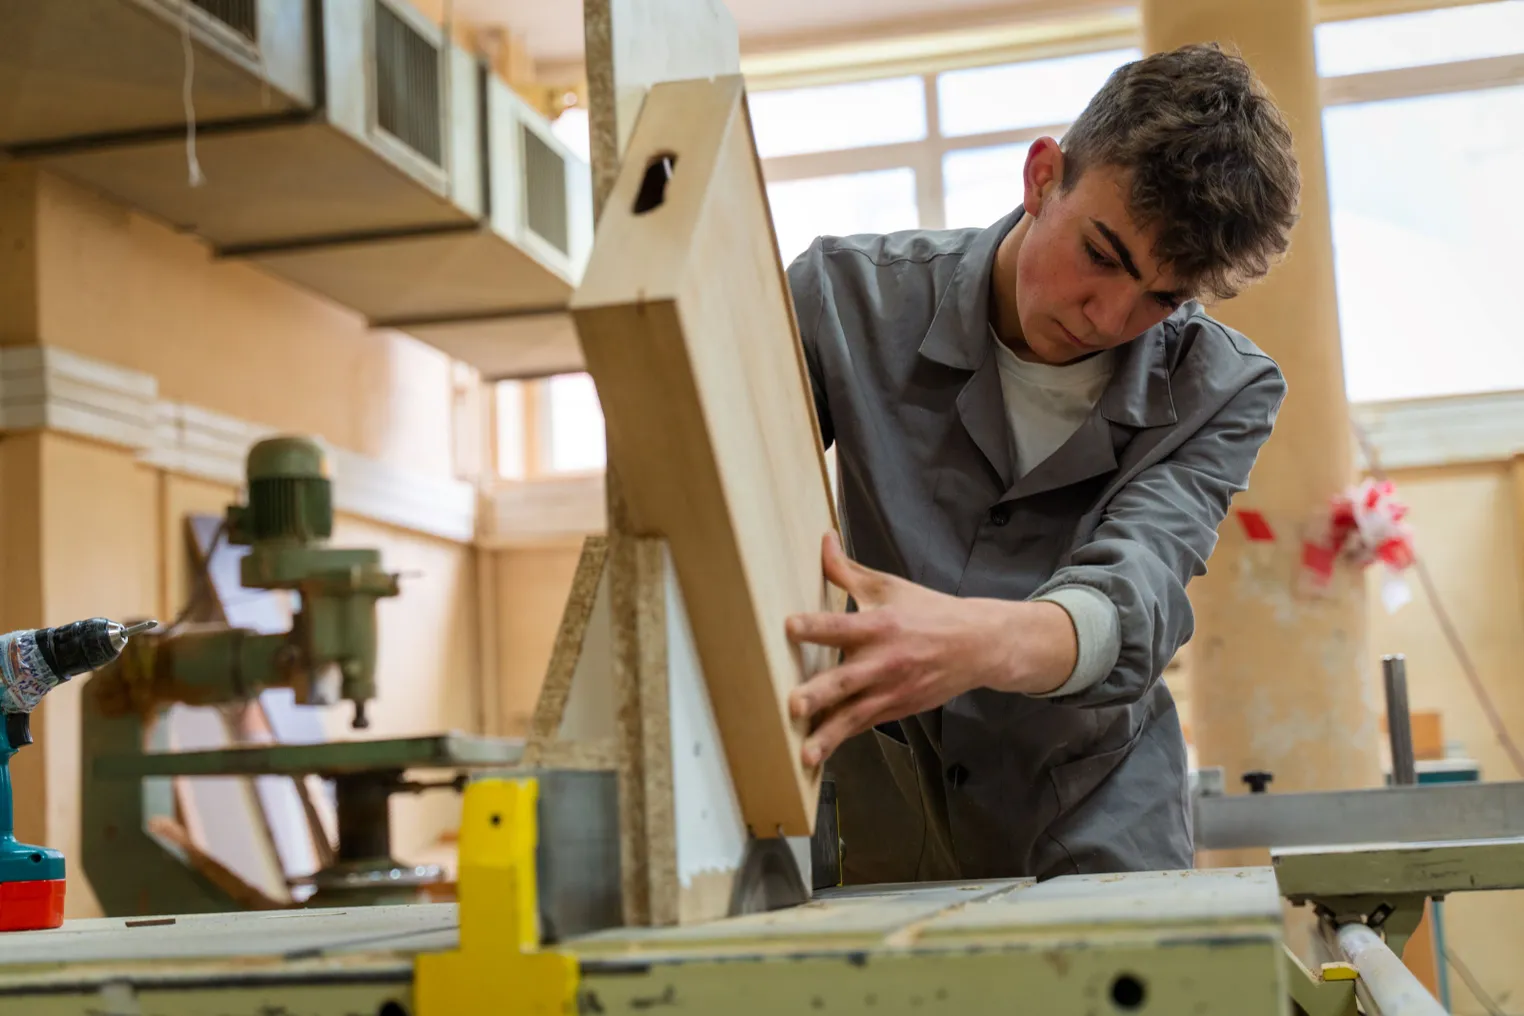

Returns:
551,106,592,163
1315,1,1524,77
495,380,526,480
749,76,927,158
492,373,606,480
757,47,1135,253
942,142,1032,231
1323,84,1524,402
1319,2,1524,402
936,48,1138,136
544,373,606,473
769,168,920,265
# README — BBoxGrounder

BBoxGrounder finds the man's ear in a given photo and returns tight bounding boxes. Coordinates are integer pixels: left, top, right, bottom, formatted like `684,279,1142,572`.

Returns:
1022,137,1064,216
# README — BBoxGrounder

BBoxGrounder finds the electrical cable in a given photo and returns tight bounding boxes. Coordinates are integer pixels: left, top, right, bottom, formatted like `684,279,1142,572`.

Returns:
1445,946,1509,1016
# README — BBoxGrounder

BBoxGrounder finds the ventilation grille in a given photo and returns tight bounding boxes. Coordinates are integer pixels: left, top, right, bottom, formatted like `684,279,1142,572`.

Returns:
190,0,258,41
523,126,570,256
374,2,443,166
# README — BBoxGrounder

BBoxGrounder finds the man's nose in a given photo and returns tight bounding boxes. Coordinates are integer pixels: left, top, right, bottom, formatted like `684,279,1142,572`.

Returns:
1084,284,1132,340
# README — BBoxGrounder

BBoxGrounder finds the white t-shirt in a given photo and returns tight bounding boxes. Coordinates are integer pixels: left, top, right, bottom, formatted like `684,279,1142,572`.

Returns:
992,332,1116,478
990,327,1121,697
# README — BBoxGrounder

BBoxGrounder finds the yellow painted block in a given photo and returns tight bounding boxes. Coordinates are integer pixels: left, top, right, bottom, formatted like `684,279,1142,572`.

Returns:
414,778,579,1016
1320,962,1359,982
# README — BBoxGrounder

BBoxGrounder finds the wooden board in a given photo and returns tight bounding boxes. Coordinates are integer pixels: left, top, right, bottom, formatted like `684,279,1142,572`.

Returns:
584,0,742,221
517,0,754,927
571,75,837,836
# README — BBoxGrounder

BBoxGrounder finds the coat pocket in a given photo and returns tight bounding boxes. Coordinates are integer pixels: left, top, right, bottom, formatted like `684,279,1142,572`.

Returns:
1048,720,1147,816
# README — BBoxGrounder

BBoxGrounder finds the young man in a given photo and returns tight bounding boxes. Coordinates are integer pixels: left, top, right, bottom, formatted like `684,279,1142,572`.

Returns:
781,43,1299,882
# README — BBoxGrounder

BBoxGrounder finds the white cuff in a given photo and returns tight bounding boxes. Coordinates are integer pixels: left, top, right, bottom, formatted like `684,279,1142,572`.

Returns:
1031,585,1121,698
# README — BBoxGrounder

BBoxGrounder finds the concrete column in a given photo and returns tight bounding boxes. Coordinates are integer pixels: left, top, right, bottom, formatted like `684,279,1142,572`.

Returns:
1141,0,1384,861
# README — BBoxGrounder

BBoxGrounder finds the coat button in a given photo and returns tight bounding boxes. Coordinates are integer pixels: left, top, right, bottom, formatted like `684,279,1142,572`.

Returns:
945,763,970,787
987,505,1011,527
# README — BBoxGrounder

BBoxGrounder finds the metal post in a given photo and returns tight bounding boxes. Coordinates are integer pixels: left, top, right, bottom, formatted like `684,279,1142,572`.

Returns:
1336,921,1448,1016
1383,655,1417,786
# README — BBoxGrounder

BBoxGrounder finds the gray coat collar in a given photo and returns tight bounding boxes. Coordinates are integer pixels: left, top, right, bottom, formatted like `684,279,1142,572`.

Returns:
916,205,1180,435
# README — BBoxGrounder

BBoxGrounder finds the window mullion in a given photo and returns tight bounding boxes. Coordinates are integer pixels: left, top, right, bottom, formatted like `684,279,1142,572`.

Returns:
918,73,947,230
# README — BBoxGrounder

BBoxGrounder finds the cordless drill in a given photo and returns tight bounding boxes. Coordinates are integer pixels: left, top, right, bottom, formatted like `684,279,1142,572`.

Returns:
1,617,155,931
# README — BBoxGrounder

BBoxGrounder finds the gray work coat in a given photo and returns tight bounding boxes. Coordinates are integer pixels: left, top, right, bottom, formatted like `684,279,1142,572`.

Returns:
786,207,1286,881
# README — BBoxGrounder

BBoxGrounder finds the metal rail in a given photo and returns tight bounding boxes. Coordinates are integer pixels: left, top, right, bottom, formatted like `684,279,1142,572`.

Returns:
1335,922,1448,1016
1195,779,1524,850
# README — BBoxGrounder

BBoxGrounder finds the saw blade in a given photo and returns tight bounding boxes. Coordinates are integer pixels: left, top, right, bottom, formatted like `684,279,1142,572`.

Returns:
728,837,810,916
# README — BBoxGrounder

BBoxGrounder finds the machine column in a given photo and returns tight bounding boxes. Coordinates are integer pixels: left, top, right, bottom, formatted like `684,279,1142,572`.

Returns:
1140,0,1385,867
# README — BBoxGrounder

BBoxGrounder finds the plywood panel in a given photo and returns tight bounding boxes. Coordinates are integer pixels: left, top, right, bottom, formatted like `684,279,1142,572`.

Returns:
572,76,836,836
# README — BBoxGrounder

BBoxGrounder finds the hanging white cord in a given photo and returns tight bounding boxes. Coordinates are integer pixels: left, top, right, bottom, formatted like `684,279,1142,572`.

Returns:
181,4,205,187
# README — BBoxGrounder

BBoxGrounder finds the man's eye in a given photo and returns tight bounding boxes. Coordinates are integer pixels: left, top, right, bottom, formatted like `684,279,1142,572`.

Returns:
1084,242,1112,267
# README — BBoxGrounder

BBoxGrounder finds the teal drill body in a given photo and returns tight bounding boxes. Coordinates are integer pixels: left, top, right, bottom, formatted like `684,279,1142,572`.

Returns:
0,712,65,882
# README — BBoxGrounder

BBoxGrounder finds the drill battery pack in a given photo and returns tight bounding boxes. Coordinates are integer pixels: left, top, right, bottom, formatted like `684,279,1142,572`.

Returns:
0,877,65,931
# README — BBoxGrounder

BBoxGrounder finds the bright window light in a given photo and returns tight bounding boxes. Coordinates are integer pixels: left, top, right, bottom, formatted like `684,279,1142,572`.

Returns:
768,168,920,267
1324,85,1524,401
1315,1,1524,76
495,381,526,479
546,373,606,473
551,107,591,164
749,77,927,159
937,49,1139,137
943,143,1033,230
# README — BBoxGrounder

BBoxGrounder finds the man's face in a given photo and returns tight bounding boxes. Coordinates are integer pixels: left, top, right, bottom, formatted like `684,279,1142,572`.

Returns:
1010,140,1187,365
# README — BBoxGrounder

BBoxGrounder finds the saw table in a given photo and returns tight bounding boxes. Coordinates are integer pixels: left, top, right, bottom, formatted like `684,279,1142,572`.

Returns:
0,866,1286,1015
8,772,1524,1016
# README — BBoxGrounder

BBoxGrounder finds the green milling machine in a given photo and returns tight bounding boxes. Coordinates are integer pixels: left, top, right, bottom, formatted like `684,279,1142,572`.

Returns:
81,436,523,916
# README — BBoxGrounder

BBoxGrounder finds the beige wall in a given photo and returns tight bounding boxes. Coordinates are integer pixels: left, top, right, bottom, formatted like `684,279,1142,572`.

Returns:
491,544,584,735
1364,461,1524,1015
25,171,461,478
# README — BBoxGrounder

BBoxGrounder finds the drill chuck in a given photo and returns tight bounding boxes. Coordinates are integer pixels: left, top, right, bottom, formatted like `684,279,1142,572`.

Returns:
33,619,156,682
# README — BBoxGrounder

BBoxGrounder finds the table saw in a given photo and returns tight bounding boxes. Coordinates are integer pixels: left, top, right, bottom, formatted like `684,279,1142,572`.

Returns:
0,772,1289,1016
6,770,1524,1016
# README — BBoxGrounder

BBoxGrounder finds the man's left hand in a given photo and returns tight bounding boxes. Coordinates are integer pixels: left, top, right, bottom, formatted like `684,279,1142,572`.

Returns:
785,532,1078,767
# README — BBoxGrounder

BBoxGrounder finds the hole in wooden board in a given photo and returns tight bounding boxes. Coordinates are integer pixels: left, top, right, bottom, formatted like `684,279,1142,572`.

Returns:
633,153,678,214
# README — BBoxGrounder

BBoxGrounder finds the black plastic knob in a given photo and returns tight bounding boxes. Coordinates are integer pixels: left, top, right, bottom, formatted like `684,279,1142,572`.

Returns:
1242,770,1274,794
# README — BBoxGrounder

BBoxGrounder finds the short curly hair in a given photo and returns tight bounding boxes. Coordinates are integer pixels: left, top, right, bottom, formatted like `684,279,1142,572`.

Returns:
1061,42,1301,302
